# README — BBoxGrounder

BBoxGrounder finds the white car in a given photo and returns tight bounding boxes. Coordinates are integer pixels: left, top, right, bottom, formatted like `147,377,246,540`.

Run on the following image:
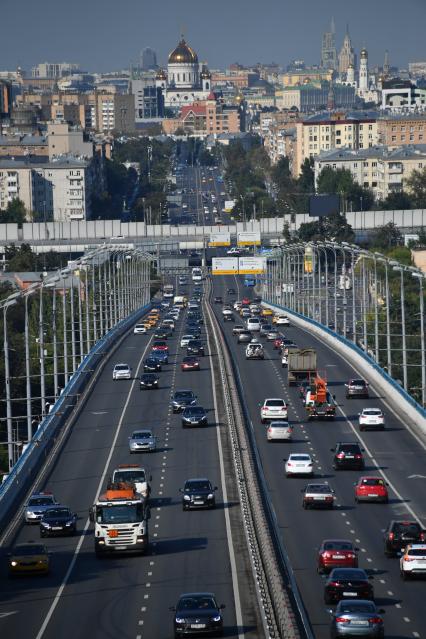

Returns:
260,398,288,423
358,408,385,431
162,319,175,331
180,335,195,348
227,247,240,255
247,317,261,332
400,544,426,580
275,315,290,326
113,363,131,380
133,324,147,334
284,453,314,477
267,421,293,441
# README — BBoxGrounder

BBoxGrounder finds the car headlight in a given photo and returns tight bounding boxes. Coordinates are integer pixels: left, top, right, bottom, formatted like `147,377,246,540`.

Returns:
212,615,221,622
207,493,214,499
175,617,185,624
183,495,191,501
65,522,73,526
41,522,51,528
10,561,17,566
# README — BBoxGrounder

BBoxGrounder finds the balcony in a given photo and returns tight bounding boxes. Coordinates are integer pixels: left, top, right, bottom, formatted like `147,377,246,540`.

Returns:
388,163,403,174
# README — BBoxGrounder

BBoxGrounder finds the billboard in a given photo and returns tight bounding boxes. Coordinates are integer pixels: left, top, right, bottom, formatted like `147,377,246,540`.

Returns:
237,231,261,246
224,200,236,212
238,256,265,274
212,257,239,275
309,194,340,217
209,232,231,247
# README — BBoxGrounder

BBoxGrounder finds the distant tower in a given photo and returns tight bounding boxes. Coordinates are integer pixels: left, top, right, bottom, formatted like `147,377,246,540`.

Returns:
327,83,335,110
141,47,157,71
347,63,355,85
338,25,356,75
321,18,337,70
359,48,369,91
383,50,390,76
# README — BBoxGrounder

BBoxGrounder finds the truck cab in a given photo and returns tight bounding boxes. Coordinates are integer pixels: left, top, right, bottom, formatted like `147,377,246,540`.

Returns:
111,464,151,499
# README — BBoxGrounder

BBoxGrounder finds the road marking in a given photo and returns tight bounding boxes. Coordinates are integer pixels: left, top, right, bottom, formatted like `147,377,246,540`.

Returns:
0,612,18,619
387,591,393,595
34,329,154,639
404,617,411,623
396,603,402,609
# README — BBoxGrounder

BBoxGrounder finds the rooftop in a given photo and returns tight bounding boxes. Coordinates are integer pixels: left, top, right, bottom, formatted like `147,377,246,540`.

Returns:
316,144,426,162
0,155,89,169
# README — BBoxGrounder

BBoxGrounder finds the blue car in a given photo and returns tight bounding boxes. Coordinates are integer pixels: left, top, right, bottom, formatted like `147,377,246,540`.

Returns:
150,350,169,364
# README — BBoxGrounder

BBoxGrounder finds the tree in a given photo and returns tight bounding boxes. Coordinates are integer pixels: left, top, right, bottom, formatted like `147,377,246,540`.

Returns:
298,157,315,193
0,198,27,225
405,167,426,208
317,166,374,211
379,191,413,210
372,222,403,249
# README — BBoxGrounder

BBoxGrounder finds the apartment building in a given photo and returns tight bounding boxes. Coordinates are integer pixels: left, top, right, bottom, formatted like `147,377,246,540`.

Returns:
314,145,426,200
294,111,379,176
377,114,426,148
162,94,240,136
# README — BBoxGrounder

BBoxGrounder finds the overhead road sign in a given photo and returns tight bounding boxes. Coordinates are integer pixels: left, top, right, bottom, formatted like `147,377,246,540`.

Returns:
237,231,261,246
212,257,239,275
209,232,231,247
238,256,265,275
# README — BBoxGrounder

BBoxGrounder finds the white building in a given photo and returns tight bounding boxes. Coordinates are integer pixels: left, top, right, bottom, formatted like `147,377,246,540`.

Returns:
155,37,212,110
358,48,369,93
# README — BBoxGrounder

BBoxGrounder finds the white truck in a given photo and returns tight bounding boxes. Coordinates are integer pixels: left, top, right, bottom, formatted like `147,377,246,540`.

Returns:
163,284,174,299
90,482,149,556
111,464,151,499
246,342,265,360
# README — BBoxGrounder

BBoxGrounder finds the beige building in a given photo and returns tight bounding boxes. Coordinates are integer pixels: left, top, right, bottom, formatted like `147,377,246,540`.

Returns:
377,114,426,148
294,112,379,176
278,69,333,87
314,145,426,200
162,95,240,136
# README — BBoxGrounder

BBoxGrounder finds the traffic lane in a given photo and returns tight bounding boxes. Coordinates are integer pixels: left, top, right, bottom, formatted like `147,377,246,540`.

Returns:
0,325,161,636
211,279,426,638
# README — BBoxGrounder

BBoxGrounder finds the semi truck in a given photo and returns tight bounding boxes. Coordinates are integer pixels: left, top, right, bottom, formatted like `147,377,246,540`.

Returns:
287,348,317,385
90,482,150,556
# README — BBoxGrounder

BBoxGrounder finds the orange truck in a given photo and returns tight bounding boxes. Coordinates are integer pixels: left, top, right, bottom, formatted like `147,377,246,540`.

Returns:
304,373,336,420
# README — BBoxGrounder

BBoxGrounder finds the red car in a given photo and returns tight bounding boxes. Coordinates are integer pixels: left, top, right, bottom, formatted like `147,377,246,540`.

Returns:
152,340,169,352
181,356,200,371
354,476,389,503
273,337,284,350
317,539,359,574
241,297,250,306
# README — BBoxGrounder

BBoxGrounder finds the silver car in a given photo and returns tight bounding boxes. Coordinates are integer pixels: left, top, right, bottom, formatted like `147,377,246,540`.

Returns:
129,430,156,453
24,493,58,523
329,600,385,638
112,363,131,380
266,421,293,441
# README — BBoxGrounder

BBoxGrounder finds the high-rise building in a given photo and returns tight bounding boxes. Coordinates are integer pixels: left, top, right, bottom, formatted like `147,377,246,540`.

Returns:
338,25,356,75
141,48,157,71
321,18,337,71
31,62,80,78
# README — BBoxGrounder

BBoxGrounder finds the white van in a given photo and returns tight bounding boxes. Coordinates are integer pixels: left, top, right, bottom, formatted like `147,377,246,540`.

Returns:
192,267,202,282
247,317,261,332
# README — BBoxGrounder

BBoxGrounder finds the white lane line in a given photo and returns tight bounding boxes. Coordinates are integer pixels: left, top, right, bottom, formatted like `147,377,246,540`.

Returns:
396,603,402,609
380,580,385,584
404,617,411,623
141,606,146,612
387,591,393,595
34,330,154,639
413,632,420,637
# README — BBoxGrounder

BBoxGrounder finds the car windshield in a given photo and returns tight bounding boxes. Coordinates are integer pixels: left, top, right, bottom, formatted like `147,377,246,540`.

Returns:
332,569,365,580
266,400,285,407
115,365,129,371
44,508,70,518
132,432,152,440
175,391,194,399
362,409,382,416
339,602,375,614
96,503,145,524
178,596,216,610
185,407,204,415
307,484,331,493
183,357,197,363
14,545,46,556
290,455,310,461
351,379,366,386
185,481,211,491
408,548,426,556
394,522,421,534
29,497,54,506
340,445,361,454
188,341,201,347
113,470,145,483
323,541,354,551
360,478,384,486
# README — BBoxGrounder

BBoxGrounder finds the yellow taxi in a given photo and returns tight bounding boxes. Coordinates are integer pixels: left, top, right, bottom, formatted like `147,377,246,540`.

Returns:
8,542,50,576
261,308,274,317
146,316,158,327
140,321,152,331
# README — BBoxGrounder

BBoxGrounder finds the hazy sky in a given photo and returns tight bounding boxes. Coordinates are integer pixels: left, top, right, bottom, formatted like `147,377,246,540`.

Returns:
2,0,425,73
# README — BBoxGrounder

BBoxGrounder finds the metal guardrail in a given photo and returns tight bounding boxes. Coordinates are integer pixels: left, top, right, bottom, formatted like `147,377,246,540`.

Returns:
263,300,426,426
0,302,152,536
205,279,312,639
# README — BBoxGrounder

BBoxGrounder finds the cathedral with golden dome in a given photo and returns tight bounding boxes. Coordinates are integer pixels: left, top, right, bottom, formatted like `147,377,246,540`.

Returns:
155,37,212,109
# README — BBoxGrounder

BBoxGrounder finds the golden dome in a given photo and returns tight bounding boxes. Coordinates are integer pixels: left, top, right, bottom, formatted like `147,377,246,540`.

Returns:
168,38,198,64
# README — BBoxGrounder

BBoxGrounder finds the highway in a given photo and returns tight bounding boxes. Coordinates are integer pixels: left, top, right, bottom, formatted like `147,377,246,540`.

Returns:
0,283,262,639
210,274,426,639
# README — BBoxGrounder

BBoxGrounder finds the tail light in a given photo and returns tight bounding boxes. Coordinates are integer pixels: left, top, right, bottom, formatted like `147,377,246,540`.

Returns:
403,555,415,562
328,581,340,587
348,553,356,559
267,427,272,433
368,617,383,624
355,454,362,459
389,532,394,540
420,533,426,541
337,453,345,459
325,496,333,501
263,406,269,411
323,552,332,559
335,617,350,623
287,462,292,467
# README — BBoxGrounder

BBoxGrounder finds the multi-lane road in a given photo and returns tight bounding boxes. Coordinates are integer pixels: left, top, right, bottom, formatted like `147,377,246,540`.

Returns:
210,274,426,639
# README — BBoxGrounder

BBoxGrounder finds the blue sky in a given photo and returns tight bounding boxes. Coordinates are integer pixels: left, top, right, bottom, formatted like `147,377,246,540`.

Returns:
2,0,425,72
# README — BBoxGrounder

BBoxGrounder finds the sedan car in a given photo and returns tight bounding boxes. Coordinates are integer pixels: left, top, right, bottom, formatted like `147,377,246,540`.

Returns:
214,296,223,304
324,568,374,605
354,477,388,503
332,442,365,470
302,483,335,509
227,288,236,295
153,329,169,340
329,600,385,638
24,492,58,523
284,453,314,477
267,421,293,441
274,315,290,326
152,340,169,353
384,520,426,556
180,478,217,510
112,363,131,380
139,373,159,390
222,309,234,322
260,398,288,423
358,408,385,431
400,544,426,580
186,340,205,357
172,390,197,413
133,324,147,334
259,323,272,338
171,592,225,636
143,357,162,372
150,350,168,364
8,543,50,576
181,356,200,371
181,406,208,427
346,378,369,399
318,540,359,574
237,330,253,344
128,429,156,453
266,329,279,341
180,334,196,348
40,506,77,537
232,324,246,335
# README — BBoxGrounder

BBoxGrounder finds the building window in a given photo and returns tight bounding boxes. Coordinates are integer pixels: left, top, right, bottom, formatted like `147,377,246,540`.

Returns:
392,136,396,142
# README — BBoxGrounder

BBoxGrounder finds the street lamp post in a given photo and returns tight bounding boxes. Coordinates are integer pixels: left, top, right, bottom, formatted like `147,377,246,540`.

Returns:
412,272,425,406
24,285,37,442
392,265,407,391
2,293,20,469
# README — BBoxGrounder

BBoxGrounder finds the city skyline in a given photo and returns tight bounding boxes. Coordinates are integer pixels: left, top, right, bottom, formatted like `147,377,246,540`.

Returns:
1,0,425,73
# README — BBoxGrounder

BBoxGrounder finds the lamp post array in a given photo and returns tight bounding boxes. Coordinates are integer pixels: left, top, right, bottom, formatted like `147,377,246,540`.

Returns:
263,242,425,409
1,245,153,471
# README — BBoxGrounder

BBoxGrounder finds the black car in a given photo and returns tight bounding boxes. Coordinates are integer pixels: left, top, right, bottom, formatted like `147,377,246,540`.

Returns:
180,478,218,510
332,442,365,470
253,297,262,304
214,296,223,304
383,520,426,556
181,406,208,427
144,358,162,372
185,324,201,337
187,340,205,356
324,568,374,605
40,506,77,537
171,592,225,637
227,288,236,295
154,329,168,340
172,390,198,413
140,373,159,390
159,325,173,338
